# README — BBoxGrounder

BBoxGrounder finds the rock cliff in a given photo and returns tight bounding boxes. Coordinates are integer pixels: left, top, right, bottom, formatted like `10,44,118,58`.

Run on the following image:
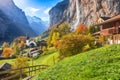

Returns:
0,0,37,43
49,0,69,27
49,0,120,28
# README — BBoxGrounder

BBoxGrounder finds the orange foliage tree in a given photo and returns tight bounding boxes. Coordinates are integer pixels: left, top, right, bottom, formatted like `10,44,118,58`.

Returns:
75,23,87,34
18,41,26,49
2,48,13,57
53,40,59,48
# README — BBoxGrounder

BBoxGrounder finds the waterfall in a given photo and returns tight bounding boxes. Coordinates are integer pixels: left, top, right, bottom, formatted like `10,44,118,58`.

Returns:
73,0,80,30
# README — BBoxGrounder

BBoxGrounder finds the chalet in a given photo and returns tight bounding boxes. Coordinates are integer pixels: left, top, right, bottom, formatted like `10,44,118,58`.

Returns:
94,15,120,44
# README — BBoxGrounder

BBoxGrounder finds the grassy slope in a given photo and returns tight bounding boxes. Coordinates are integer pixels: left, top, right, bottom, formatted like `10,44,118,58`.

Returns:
34,44,120,80
33,52,59,66
0,59,15,65
0,47,59,66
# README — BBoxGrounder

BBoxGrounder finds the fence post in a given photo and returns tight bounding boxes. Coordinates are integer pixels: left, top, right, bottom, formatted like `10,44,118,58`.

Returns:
29,67,30,76
20,68,23,79
39,65,40,72
35,66,36,74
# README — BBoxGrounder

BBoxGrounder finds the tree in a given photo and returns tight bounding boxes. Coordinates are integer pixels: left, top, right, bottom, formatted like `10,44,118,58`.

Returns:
13,44,20,55
13,56,28,69
47,23,71,47
2,42,9,48
88,26,100,34
47,28,60,47
51,32,60,44
53,39,59,48
2,48,13,57
75,23,87,34
59,23,71,37
57,34,93,56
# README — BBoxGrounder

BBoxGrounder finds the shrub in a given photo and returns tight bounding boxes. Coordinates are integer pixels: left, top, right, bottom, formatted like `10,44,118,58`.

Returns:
13,56,29,69
57,34,93,56
12,56,29,78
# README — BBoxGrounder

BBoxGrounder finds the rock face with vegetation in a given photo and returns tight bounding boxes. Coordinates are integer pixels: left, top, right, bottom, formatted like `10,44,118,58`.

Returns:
0,0,37,43
49,0,120,27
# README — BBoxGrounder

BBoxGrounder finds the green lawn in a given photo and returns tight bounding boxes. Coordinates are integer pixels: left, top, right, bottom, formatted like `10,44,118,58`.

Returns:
34,44,120,80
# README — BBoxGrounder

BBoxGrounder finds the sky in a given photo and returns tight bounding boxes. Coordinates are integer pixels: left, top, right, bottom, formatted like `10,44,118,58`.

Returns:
13,0,62,21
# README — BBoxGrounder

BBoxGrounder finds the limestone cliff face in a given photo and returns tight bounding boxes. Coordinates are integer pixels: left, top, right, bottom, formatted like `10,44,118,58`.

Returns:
49,0,120,28
49,0,69,27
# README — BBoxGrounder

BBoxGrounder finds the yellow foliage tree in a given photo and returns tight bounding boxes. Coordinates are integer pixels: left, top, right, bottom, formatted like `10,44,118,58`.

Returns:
51,32,60,44
13,56,28,69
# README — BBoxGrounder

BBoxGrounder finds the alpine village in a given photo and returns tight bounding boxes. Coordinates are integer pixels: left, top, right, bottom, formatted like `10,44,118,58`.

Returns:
0,0,120,80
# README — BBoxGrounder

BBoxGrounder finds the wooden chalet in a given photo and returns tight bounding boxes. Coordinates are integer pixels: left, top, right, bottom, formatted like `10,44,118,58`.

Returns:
94,15,120,44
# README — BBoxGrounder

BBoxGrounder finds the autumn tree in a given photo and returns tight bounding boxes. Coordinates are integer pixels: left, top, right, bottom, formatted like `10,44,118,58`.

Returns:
47,28,60,47
2,48,13,57
59,23,71,37
75,23,87,34
12,56,29,76
13,43,20,55
2,42,9,49
13,56,29,69
47,23,71,47
53,39,59,48
58,34,93,56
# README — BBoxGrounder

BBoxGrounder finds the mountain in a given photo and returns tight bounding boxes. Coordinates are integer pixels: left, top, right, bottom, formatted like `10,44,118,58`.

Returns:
0,0,37,43
27,16,48,35
49,0,69,27
49,0,120,29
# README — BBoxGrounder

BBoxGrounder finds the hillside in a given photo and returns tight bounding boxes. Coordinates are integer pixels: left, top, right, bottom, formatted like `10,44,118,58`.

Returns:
34,44,120,80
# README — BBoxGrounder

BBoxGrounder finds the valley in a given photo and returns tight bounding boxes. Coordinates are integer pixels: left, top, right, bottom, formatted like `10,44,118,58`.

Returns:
0,0,120,80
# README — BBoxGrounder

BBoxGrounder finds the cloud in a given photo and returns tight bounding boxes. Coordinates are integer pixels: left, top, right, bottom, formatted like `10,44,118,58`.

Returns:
24,7,40,16
30,8,40,13
44,8,51,15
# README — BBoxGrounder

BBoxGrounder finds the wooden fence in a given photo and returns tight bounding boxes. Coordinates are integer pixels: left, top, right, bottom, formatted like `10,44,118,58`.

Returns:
0,65,49,80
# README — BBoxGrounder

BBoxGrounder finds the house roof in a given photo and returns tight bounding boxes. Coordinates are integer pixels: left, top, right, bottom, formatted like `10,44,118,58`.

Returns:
100,17,111,20
0,63,11,70
94,15,120,26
